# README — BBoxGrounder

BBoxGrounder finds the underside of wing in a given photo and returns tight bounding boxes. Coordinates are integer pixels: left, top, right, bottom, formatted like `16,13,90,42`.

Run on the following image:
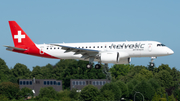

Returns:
50,44,100,59
4,45,27,51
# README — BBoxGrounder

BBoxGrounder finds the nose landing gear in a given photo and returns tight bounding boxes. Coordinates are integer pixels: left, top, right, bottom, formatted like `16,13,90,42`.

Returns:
148,57,156,71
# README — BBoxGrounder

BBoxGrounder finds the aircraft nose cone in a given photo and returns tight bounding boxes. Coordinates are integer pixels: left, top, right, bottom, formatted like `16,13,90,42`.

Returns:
167,49,174,55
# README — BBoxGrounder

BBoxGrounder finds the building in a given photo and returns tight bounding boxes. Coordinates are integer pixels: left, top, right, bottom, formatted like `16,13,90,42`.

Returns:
19,78,62,96
70,79,111,91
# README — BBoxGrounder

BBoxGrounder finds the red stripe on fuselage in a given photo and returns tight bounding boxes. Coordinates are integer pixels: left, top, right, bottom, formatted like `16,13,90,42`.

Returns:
13,45,59,59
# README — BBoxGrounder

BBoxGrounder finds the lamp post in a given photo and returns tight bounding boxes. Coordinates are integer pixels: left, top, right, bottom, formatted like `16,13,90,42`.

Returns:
134,91,144,101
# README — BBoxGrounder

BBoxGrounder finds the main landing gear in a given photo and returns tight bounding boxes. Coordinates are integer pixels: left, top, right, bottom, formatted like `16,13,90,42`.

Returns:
86,63,101,69
86,57,101,69
86,62,112,80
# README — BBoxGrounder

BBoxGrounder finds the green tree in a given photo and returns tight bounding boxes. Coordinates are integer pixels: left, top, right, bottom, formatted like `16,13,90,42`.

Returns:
148,78,163,94
0,58,10,74
57,89,71,101
56,59,106,89
173,89,180,101
69,88,80,100
110,64,134,79
100,82,122,100
12,63,31,79
154,64,171,73
126,79,140,99
115,80,128,98
0,82,19,100
127,81,134,99
80,85,100,101
120,65,147,82
0,58,11,83
133,80,155,101
0,94,9,101
31,66,42,79
36,87,58,100
18,87,34,99
155,70,174,89
139,68,153,79
0,71,8,83
100,90,115,101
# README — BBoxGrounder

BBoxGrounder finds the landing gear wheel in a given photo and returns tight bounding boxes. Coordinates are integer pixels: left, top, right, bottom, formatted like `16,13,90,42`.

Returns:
95,64,101,69
86,64,93,69
150,63,154,67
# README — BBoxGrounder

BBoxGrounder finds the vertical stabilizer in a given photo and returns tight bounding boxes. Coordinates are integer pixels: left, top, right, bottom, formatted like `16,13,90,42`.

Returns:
8,21,35,48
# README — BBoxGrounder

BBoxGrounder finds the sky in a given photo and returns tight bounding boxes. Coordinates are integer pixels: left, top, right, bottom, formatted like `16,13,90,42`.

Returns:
0,1,179,71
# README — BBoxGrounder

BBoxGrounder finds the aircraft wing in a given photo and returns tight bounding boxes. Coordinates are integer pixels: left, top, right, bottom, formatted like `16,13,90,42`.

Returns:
4,45,27,51
50,44,99,59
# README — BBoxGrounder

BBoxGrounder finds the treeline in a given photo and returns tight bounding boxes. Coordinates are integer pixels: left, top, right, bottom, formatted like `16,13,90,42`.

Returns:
0,58,180,101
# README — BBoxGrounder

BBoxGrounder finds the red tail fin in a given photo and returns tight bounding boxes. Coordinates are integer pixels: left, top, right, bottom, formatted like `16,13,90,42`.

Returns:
8,21,35,48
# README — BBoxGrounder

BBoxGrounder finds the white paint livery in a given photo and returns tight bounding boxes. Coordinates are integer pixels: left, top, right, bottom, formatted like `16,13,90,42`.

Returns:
36,41,174,64
6,21,174,69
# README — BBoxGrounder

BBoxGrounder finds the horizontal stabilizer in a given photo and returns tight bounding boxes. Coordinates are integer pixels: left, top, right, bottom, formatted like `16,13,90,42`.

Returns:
4,45,27,51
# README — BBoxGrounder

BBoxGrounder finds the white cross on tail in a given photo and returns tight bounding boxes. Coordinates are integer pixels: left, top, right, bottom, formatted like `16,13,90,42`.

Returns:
14,31,25,43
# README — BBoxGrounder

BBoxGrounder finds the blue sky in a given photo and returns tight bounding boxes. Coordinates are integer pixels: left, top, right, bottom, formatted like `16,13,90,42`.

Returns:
0,1,179,71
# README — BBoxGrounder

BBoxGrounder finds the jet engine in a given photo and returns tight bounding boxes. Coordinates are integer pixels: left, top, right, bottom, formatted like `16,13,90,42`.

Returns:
100,52,130,64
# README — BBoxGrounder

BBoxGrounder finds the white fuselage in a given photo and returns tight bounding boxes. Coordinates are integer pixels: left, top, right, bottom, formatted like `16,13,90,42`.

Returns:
36,41,174,64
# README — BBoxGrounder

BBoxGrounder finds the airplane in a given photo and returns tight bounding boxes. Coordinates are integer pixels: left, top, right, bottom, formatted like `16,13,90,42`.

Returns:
4,21,174,69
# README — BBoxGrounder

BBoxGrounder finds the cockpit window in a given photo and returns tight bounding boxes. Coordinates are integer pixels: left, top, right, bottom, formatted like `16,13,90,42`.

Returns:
161,44,166,46
157,44,166,47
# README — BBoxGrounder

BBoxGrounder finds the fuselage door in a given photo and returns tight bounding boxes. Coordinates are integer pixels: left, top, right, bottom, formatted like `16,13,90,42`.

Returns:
40,46,44,54
148,43,152,52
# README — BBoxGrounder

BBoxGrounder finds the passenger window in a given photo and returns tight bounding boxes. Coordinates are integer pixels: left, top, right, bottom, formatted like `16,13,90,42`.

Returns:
97,46,99,48
89,46,91,48
101,46,103,48
86,46,87,48
82,47,84,48
47,81,49,85
47,48,48,50
58,47,59,49
73,81,75,85
105,46,106,48
93,46,95,48
54,47,56,49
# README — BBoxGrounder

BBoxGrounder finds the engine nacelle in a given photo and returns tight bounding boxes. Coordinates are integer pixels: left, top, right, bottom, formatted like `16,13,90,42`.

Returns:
117,57,131,64
100,52,130,64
